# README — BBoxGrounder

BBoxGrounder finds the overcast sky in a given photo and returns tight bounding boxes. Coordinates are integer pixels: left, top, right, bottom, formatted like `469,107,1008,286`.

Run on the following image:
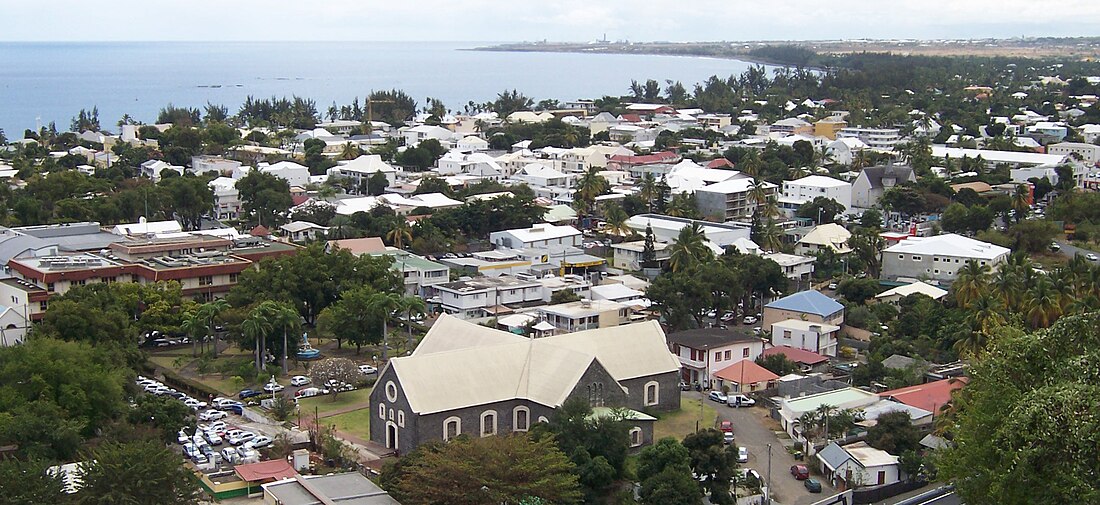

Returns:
5,0,1099,42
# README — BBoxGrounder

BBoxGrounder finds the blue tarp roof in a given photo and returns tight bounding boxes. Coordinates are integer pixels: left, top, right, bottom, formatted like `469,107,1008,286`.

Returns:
766,290,844,317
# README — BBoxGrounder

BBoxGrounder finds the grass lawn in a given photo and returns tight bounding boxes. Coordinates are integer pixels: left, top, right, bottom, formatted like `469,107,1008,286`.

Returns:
654,397,718,441
324,408,372,440
297,387,373,417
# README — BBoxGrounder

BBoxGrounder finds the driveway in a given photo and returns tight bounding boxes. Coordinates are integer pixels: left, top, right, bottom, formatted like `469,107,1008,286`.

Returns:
700,392,836,505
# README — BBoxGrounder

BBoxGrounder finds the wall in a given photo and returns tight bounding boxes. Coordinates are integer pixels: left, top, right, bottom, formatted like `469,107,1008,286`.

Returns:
618,371,682,412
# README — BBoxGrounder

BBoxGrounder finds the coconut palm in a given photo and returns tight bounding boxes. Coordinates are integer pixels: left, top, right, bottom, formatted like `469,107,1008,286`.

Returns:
966,294,1006,347
197,298,229,356
340,142,361,160
328,215,354,240
368,292,401,360
242,307,274,372
396,296,427,350
953,260,990,309
665,193,697,218
573,168,609,218
181,309,207,358
667,223,712,272
268,302,301,374
386,220,413,249
1010,184,1030,223
639,173,659,212
990,267,1022,312
601,203,631,239
1025,277,1062,329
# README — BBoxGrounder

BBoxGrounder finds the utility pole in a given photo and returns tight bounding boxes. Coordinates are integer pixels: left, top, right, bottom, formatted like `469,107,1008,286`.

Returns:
766,443,773,505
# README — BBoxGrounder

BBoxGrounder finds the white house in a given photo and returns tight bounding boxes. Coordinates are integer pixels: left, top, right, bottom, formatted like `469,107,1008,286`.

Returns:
778,388,881,440
826,138,868,166
489,223,582,250
0,305,28,346
1047,142,1100,164
837,127,901,150
435,276,544,319
329,155,399,187
881,234,1010,284
694,178,777,221
208,177,242,220
851,165,916,209
770,319,840,357
191,155,241,176
781,175,853,216
762,252,816,281
455,136,489,152
817,441,901,490
667,328,767,388
624,214,752,248
611,241,671,271
513,163,574,189
874,280,948,305
260,161,311,187
280,221,329,242
402,125,453,147
139,160,184,181
795,223,852,256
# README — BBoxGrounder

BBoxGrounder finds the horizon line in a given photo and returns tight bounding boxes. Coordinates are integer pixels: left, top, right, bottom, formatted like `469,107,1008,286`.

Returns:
2,35,1099,44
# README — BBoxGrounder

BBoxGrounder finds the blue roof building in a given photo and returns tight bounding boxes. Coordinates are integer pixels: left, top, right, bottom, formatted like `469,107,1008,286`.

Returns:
763,290,845,331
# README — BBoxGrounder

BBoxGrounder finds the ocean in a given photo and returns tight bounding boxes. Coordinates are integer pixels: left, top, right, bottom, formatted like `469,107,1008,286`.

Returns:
0,41,763,135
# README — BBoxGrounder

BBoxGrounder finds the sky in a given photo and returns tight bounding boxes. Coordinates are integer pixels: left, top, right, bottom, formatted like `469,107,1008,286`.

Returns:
3,0,1100,42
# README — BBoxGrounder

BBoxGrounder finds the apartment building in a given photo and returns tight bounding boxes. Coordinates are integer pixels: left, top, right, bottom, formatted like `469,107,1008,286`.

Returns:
837,127,901,150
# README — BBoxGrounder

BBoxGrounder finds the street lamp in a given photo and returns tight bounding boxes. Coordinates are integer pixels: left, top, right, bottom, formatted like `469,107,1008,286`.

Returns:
766,443,773,505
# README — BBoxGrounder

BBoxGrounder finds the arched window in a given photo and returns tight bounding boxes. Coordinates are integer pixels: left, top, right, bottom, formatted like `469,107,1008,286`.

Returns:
537,416,549,424
481,410,497,437
397,410,405,428
644,381,660,406
629,427,643,447
443,417,461,441
378,404,386,419
513,406,530,432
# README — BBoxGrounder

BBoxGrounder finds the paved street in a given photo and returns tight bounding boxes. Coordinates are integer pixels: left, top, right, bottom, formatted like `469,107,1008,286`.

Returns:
1055,240,1100,262
691,391,837,505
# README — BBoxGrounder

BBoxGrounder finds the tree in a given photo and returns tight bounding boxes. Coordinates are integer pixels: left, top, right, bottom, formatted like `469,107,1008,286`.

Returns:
637,438,703,505
492,89,536,117
396,295,427,350
236,170,292,226
127,395,194,444
76,440,201,505
756,353,799,376
368,291,401,360
309,358,359,400
601,203,631,239
860,208,883,229
881,185,926,217
848,227,886,278
1005,219,1059,253
268,301,301,374
386,219,413,249
0,458,66,504
953,260,991,309
572,168,609,217
241,306,274,373
938,313,1100,504
388,434,582,505
865,410,921,455
796,197,846,224
667,222,712,272
683,429,739,504
530,397,630,497
71,106,101,132
837,277,882,305
642,224,658,268
366,171,389,196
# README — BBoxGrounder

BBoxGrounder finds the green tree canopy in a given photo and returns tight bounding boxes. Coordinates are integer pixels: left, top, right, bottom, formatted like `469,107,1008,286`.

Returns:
76,440,201,505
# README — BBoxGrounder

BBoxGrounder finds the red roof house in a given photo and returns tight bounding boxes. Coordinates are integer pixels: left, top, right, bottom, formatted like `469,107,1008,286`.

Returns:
878,377,968,413
714,359,780,393
761,346,829,368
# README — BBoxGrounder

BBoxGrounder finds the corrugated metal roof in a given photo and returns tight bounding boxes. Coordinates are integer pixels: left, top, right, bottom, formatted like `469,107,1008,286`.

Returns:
766,290,844,317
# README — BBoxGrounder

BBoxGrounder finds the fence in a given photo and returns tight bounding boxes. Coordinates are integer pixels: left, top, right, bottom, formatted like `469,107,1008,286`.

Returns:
851,479,927,504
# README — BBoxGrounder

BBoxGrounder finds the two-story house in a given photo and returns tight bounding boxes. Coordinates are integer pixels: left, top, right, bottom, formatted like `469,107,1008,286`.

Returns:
667,328,767,389
762,290,845,334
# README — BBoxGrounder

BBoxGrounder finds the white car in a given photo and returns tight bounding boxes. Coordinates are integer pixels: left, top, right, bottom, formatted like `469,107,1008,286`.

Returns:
290,375,311,387
229,431,256,446
737,446,749,463
742,316,758,325
1088,253,1099,262
247,435,273,449
183,398,207,411
221,446,242,464
359,364,377,375
726,394,756,408
177,429,190,445
182,442,198,458
199,409,227,422
192,451,208,465
263,381,285,393
295,387,323,399
204,430,223,445
708,391,728,403
200,421,228,434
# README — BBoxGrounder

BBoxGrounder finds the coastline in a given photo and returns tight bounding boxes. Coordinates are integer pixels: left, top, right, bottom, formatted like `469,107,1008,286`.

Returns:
464,43,809,69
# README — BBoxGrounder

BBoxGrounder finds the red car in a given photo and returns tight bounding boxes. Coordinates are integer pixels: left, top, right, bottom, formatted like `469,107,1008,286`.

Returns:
719,421,734,433
790,464,810,480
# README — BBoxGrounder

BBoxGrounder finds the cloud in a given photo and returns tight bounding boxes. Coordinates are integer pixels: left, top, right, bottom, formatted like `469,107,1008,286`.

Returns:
2,0,1099,41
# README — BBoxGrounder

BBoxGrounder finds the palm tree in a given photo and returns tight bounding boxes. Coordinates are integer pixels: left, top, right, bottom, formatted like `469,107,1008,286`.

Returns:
198,299,228,356
665,193,696,218
242,307,274,373
852,149,870,171
964,294,1006,351
386,220,413,249
396,296,427,351
181,309,207,358
328,215,354,240
953,260,990,309
601,203,631,240
1025,277,1062,329
268,302,301,374
1010,184,1030,223
639,173,658,212
667,223,712,272
573,168,609,219
340,142,360,160
990,267,1022,312
368,292,401,360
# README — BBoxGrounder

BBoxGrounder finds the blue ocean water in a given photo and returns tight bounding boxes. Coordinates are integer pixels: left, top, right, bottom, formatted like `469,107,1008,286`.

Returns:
0,41,763,135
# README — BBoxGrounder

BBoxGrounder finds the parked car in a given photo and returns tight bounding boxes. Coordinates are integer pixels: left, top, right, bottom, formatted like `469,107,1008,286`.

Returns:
204,430,223,446
290,375,311,387
804,478,822,493
723,431,735,445
295,387,323,399
183,398,207,410
742,315,758,325
827,282,838,290
221,447,242,464
719,421,733,433
678,381,692,391
790,464,810,480
229,431,256,446
177,429,190,445
1088,253,1099,262
708,391,728,403
224,404,244,415
199,421,228,435
192,451,208,465
263,381,284,393
359,364,377,375
199,409,227,421
737,446,749,463
1050,242,1061,251
238,389,263,400
726,394,756,408
247,436,273,449
720,312,737,322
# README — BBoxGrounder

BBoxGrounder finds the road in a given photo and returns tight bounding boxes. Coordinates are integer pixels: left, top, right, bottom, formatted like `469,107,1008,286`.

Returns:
692,391,836,505
1055,240,1100,262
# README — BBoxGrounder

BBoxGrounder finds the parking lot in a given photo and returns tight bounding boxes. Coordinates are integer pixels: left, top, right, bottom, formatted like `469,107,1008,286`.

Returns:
692,391,837,505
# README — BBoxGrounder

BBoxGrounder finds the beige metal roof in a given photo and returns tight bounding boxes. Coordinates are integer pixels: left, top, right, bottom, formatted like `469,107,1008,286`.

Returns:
394,316,680,414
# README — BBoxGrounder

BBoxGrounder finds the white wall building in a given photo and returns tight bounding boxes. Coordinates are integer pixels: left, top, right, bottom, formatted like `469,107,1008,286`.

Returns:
781,175,853,215
881,234,1010,284
328,155,399,187
770,319,840,357
489,224,583,250
260,161,311,187
837,127,901,150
